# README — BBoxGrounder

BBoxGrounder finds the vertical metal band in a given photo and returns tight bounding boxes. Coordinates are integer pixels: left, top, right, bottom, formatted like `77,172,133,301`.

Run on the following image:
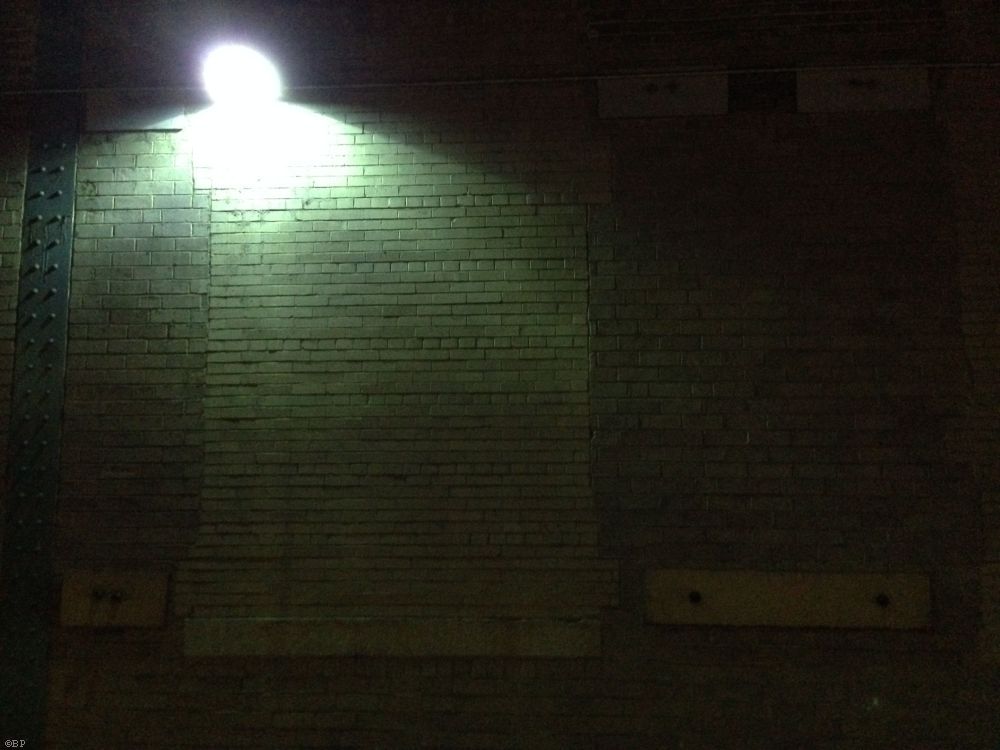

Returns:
0,124,78,742
0,0,83,740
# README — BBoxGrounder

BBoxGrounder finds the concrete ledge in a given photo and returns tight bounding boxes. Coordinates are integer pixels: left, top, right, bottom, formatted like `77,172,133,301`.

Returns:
646,569,931,629
184,616,601,657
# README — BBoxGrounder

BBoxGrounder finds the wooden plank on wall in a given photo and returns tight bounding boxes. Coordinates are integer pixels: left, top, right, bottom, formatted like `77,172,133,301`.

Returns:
646,569,931,629
60,570,169,628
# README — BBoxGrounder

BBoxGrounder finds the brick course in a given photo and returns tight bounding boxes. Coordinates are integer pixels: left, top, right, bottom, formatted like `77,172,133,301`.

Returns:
0,128,25,497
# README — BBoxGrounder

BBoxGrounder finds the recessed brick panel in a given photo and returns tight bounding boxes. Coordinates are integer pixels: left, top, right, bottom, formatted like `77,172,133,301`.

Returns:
943,105,1000,661
173,89,618,625
590,111,978,579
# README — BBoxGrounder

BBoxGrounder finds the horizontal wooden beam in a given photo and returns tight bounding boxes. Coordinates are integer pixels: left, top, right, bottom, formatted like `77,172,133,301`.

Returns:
60,570,169,628
646,569,931,629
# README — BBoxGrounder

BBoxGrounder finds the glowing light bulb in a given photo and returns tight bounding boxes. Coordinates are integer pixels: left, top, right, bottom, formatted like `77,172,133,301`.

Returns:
202,44,281,105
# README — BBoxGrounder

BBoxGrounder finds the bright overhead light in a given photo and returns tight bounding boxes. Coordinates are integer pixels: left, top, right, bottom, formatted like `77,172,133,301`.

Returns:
202,44,282,105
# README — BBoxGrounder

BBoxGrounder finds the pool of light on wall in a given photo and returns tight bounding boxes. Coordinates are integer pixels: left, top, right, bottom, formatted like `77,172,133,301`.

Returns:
187,100,352,188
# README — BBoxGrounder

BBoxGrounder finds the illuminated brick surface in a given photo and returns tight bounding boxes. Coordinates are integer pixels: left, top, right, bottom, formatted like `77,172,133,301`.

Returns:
176,90,617,623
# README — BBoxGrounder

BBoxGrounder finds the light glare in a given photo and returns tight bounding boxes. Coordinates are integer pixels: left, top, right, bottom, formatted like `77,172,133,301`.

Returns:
203,44,281,104
188,102,351,188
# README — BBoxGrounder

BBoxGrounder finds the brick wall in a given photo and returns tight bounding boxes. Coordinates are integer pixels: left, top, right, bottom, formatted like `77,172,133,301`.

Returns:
0,1,994,748
81,0,591,88
79,0,998,89
0,0,36,92
582,0,950,68
36,75,999,749
588,95,992,749
939,69,1000,661
591,108,978,581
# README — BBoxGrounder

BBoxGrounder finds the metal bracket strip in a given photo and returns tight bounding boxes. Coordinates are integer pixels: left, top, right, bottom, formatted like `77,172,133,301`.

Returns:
0,128,78,740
